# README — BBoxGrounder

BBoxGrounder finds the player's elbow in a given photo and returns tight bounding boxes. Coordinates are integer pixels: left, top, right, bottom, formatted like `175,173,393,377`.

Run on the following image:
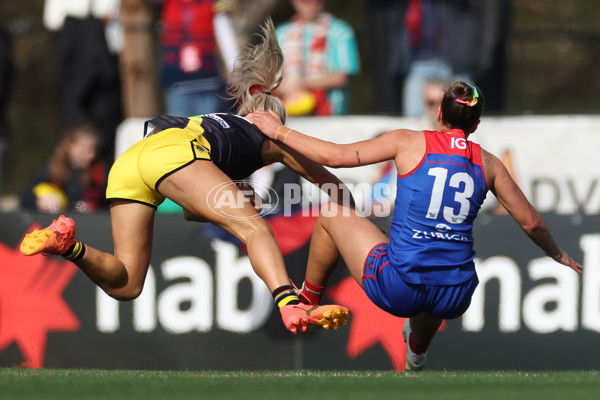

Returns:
521,214,546,237
320,147,349,168
323,155,343,168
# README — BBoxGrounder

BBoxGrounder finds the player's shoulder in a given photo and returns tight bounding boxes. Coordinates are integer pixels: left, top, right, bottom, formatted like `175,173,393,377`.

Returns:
480,147,501,166
478,147,506,183
386,128,425,141
379,129,425,155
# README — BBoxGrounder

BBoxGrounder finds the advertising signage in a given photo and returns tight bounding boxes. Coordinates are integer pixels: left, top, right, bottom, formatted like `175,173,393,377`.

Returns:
0,211,597,371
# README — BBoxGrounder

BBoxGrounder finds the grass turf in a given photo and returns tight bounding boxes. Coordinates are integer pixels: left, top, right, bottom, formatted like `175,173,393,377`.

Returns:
1,369,600,400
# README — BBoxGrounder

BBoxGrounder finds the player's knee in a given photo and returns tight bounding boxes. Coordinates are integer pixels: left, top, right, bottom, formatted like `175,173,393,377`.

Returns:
183,209,195,221
235,218,274,244
105,284,144,301
318,201,348,222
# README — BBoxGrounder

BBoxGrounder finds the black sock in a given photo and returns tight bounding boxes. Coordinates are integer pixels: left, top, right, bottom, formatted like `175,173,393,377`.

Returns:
272,285,300,308
63,240,86,262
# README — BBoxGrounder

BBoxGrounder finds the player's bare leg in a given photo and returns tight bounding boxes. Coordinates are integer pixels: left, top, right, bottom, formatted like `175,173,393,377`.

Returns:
408,313,443,348
403,313,443,371
158,160,349,333
20,202,156,300
298,202,388,305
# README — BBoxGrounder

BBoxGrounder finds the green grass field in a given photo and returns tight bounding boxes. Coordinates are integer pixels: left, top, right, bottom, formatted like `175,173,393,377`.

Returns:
1,369,600,400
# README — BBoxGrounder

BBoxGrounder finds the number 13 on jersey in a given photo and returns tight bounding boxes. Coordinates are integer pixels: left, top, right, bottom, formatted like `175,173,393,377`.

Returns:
426,167,475,224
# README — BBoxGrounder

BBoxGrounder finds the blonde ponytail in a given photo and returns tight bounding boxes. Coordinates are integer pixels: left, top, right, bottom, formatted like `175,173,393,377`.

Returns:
227,17,287,124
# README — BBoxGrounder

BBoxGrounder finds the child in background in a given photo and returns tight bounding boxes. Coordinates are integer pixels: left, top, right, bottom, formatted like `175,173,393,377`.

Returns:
20,122,108,213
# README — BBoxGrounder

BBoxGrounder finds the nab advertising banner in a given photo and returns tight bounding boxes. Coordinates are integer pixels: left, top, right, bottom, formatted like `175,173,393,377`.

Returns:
0,211,598,371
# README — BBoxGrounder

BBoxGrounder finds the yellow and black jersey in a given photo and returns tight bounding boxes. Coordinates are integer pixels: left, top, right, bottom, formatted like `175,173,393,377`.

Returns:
106,113,267,208
198,113,267,179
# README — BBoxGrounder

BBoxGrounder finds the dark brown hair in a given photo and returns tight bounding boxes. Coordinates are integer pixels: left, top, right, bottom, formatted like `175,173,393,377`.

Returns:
440,81,485,132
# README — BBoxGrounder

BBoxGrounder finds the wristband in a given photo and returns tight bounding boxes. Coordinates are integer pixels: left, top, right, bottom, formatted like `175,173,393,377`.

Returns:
547,249,562,260
274,126,281,141
283,128,293,144
275,125,289,141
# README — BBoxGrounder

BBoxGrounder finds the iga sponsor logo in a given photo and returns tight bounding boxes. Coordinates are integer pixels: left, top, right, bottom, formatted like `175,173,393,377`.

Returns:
451,137,467,149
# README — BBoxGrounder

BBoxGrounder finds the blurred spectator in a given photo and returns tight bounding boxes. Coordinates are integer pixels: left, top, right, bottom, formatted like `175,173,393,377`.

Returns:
0,25,14,197
370,0,508,116
402,0,465,117
422,75,448,128
43,0,124,165
368,0,409,114
158,0,239,116
474,0,510,114
226,0,278,48
20,122,109,213
276,0,360,116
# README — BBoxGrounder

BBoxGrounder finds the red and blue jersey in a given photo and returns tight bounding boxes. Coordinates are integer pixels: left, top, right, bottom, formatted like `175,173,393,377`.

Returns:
387,129,487,285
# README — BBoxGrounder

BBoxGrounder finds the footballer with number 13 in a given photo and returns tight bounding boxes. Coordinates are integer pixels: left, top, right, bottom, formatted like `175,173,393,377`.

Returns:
248,80,583,370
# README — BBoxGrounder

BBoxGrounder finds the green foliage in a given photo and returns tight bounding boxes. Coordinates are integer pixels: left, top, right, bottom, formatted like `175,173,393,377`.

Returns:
1,1,60,195
508,1,600,114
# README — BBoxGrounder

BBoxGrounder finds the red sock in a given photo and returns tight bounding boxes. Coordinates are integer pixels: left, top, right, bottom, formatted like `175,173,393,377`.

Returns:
409,333,428,355
300,280,325,305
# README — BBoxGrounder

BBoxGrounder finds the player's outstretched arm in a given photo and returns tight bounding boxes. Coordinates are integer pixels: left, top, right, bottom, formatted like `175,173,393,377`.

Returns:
247,110,399,168
260,139,356,209
484,149,583,274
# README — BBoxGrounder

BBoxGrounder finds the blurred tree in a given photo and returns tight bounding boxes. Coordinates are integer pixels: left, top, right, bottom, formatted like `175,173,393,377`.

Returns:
120,0,159,118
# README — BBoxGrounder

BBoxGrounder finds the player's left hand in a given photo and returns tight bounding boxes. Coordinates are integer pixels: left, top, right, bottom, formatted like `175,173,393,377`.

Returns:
553,250,583,274
246,110,282,140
